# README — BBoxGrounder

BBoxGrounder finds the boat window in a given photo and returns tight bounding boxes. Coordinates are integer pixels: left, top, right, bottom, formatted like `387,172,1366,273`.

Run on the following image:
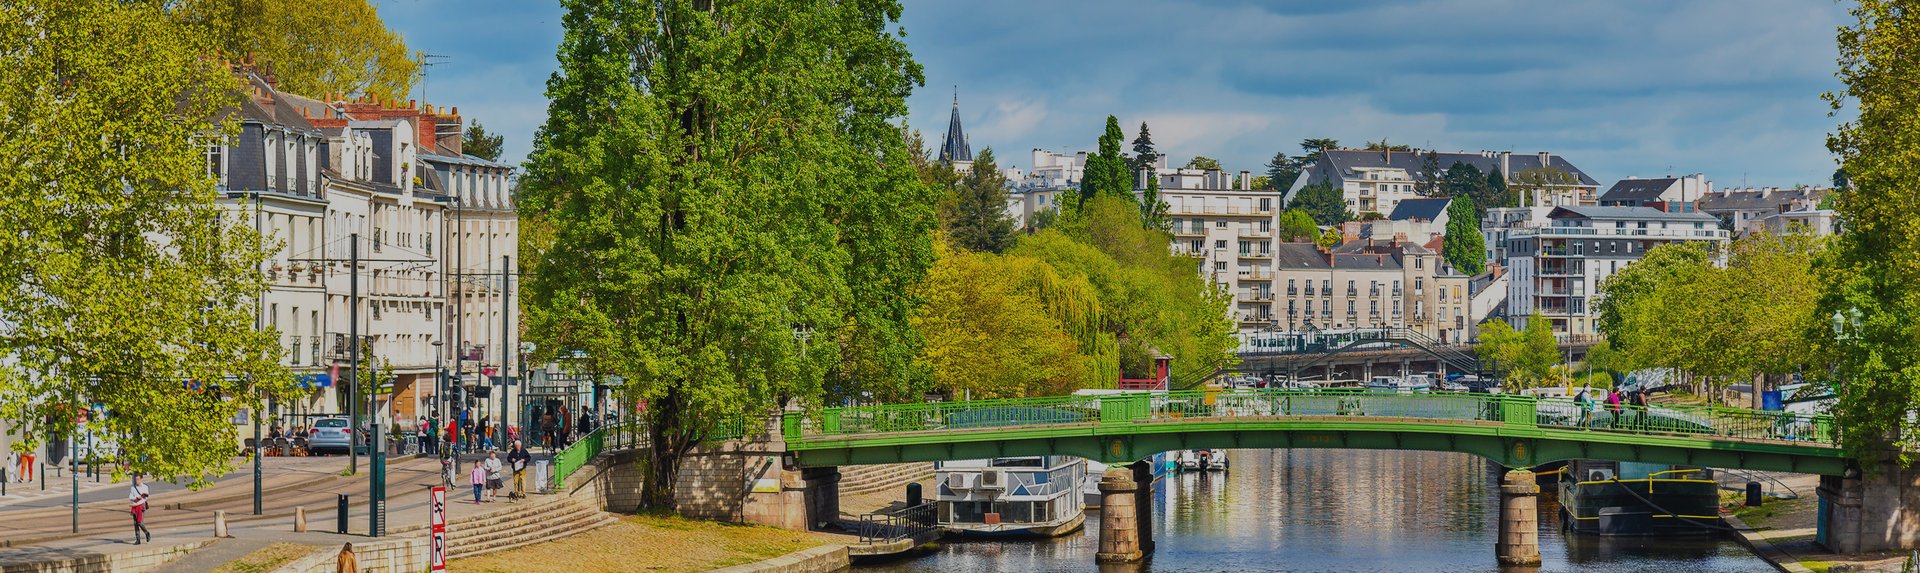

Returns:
991,457,1045,468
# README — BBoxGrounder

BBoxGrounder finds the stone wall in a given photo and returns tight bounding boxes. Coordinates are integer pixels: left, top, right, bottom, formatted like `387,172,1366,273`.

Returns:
562,448,649,513
1819,465,1920,554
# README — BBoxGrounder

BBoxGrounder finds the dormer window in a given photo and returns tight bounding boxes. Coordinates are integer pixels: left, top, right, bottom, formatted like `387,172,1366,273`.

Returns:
203,143,224,187
264,132,278,189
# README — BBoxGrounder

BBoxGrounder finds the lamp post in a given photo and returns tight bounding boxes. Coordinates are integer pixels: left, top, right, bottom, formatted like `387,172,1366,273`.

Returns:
432,339,444,458
226,190,266,517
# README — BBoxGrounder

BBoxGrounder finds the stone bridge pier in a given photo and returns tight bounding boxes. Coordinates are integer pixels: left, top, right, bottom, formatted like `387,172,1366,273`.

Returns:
1818,461,1920,554
1094,460,1158,564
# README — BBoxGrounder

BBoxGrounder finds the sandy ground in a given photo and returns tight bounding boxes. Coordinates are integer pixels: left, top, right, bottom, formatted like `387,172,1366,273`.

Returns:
448,513,832,573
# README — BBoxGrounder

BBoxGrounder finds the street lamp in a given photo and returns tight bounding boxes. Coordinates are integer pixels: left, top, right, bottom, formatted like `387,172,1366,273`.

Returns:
225,190,266,517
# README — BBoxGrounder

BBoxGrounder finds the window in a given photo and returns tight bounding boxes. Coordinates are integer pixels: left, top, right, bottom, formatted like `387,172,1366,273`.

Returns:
1415,278,1424,291
1189,240,1203,252
1173,218,1184,230
1216,221,1228,229
1215,240,1227,249
1214,261,1227,271
1259,198,1272,210
1038,195,1047,205
1238,240,1252,255
1415,257,1423,269
1259,220,1271,232
204,144,224,185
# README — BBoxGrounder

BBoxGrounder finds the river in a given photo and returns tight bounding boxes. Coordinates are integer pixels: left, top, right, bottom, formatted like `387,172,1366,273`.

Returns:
857,449,1771,572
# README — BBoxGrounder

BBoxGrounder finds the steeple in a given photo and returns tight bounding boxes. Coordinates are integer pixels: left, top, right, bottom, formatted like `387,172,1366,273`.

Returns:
938,88,972,164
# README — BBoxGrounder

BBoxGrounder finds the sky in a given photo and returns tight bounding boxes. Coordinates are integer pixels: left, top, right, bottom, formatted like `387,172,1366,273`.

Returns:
378,0,1851,189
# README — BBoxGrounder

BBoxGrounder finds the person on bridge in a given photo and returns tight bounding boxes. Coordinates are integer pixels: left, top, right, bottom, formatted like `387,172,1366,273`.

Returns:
1606,388,1624,428
128,473,151,544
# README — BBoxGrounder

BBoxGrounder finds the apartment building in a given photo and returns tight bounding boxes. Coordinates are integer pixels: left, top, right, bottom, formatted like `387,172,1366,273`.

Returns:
1504,206,1726,337
1271,240,1473,343
1161,169,1283,332
1288,149,1601,216
1595,174,1711,212
1699,187,1834,236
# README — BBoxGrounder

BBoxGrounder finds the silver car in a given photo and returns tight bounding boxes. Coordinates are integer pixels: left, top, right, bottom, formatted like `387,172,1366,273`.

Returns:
307,417,354,455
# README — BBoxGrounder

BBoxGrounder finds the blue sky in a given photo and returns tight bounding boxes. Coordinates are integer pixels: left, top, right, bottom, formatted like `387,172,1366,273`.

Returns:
379,0,1850,188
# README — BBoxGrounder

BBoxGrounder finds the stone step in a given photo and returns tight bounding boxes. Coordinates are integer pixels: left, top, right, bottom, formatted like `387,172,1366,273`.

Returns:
446,508,614,559
448,514,620,560
445,502,595,540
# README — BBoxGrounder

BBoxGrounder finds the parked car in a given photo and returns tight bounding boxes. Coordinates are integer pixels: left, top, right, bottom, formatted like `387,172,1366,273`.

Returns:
307,417,354,455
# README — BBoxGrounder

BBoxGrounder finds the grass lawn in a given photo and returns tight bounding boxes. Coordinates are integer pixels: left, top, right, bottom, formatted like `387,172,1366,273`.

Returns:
209,543,316,573
448,512,823,573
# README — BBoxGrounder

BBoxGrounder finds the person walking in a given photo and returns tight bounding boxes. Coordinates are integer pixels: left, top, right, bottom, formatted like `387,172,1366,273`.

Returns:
1605,387,1623,428
6,451,17,483
20,448,33,483
468,457,486,504
483,451,504,502
507,440,531,502
1573,387,1593,428
336,543,359,573
445,417,460,456
129,474,152,544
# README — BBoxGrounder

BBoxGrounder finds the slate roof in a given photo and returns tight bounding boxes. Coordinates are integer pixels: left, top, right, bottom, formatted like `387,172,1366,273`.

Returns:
1274,243,1330,270
1597,177,1677,204
1698,188,1828,212
938,95,971,164
1547,206,1719,223
1312,150,1600,186
1388,198,1451,221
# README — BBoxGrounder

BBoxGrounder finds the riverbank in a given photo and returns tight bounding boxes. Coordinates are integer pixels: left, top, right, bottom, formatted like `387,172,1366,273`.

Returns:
1721,472,1910,572
446,512,833,573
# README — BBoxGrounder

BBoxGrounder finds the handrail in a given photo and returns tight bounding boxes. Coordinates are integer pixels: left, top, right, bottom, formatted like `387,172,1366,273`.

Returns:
856,502,938,544
785,390,1838,449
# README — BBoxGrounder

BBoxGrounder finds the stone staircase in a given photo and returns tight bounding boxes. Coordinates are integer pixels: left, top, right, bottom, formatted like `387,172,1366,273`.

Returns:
838,462,932,496
442,498,617,559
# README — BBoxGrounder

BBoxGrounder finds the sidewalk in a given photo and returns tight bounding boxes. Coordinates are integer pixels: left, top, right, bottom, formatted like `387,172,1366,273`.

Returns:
0,466,131,510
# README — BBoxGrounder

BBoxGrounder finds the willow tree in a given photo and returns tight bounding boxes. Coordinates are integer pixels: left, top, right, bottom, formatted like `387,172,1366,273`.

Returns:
1817,0,1920,464
518,0,935,507
0,0,291,484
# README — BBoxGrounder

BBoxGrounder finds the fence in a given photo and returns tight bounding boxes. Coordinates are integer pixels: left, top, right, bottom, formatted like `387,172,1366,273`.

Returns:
545,416,754,491
856,502,938,544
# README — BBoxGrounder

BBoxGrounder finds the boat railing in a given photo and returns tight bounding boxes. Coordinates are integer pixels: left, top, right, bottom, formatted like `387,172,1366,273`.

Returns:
856,501,939,545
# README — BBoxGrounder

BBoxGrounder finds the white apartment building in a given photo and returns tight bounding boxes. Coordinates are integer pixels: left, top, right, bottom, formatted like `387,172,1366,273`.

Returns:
1503,206,1727,337
421,152,519,412
1159,169,1283,332
1289,150,1601,216
1699,187,1835,237
1272,241,1474,343
1482,207,1553,266
1023,148,1087,189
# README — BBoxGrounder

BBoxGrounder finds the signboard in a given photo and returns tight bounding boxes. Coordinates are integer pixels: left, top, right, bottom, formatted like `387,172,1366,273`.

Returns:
429,530,447,571
429,486,447,571
751,478,780,494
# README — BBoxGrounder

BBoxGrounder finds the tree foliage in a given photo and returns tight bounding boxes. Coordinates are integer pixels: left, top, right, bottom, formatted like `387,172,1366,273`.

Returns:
1594,243,1712,345
1264,151,1297,192
912,242,1093,398
1184,156,1222,171
1415,151,1443,197
1817,0,1920,464
1129,122,1158,173
1363,140,1412,152
1443,195,1485,275
948,148,1016,253
462,120,506,162
1079,115,1133,206
168,0,420,100
1486,167,1513,209
518,0,935,507
1476,314,1558,389
1288,181,1351,227
1278,209,1319,242
0,0,292,484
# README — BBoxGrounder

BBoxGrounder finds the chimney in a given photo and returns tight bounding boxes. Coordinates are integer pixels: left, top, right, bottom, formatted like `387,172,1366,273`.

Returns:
1239,170,1251,190
1499,151,1511,178
1538,151,1551,168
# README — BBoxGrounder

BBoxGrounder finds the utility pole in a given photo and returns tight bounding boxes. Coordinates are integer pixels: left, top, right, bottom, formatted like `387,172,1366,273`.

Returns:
252,194,264,516
349,233,359,475
499,255,511,448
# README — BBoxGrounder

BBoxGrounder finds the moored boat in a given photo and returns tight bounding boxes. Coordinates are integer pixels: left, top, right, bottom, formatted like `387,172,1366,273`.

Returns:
935,456,1087,537
1557,460,1721,536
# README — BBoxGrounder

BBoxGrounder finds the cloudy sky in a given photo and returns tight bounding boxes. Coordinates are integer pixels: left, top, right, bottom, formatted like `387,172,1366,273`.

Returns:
379,0,1851,188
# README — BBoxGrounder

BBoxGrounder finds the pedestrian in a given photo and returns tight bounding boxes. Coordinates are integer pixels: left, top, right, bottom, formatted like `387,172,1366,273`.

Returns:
507,440,531,502
479,416,494,450
445,417,459,456
336,542,359,573
484,451,504,501
1631,388,1649,429
1606,387,1623,428
468,457,486,504
1573,387,1593,428
20,449,33,483
579,406,594,435
129,474,152,544
6,450,16,483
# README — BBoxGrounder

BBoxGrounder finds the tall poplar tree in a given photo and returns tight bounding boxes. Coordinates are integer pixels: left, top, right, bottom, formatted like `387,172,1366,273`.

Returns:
950,148,1016,253
0,0,291,483
518,0,936,506
1078,115,1132,205
1442,196,1485,275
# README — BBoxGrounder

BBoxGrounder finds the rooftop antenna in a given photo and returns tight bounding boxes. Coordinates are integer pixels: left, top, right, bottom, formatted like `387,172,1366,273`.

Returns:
418,52,451,108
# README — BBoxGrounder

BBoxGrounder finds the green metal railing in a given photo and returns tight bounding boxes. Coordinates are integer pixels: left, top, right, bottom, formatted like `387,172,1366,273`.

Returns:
785,389,1836,447
547,417,756,491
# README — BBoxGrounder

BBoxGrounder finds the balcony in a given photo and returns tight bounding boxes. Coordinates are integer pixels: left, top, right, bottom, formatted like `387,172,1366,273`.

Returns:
1512,226,1729,241
1286,287,1298,296
1238,270,1274,281
1174,228,1205,238
1242,291,1275,303
1239,251,1272,260
1347,288,1358,298
1171,205,1275,216
1239,229,1272,239
289,335,303,366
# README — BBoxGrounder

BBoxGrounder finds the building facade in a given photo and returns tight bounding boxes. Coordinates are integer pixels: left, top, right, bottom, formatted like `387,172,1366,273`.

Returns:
1503,206,1727,337
1595,174,1711,212
1160,169,1284,332
1699,187,1834,236
1288,150,1600,216
1271,241,1473,343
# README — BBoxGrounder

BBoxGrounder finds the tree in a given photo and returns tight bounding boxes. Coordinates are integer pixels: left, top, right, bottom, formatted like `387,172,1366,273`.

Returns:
1278,209,1319,242
1288,181,1352,227
1364,140,1411,152
1441,162,1490,204
0,0,292,484
1264,151,1300,192
1130,122,1158,174
1476,314,1558,389
463,120,506,162
1485,167,1514,209
1443,196,1485,275
518,0,936,508
168,0,420,100
1184,156,1222,171
913,243,1091,398
1415,151,1443,197
1300,138,1341,155
949,148,1016,253
1317,227,1342,249
1250,175,1272,191
1079,115,1133,205
1594,243,1712,345
1139,172,1170,231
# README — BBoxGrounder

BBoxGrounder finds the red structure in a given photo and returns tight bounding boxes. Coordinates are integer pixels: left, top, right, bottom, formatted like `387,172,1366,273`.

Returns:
1116,350,1172,391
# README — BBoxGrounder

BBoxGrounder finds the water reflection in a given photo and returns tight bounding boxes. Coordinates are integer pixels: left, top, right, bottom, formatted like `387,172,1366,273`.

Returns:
857,449,1770,572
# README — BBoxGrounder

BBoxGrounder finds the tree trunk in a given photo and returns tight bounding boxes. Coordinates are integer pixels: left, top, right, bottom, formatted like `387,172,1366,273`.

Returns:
642,390,693,510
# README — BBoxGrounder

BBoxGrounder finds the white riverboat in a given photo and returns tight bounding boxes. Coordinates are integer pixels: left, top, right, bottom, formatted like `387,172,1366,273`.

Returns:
935,456,1087,537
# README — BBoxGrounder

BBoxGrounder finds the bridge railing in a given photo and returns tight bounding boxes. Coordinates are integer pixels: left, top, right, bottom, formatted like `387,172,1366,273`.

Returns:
785,390,1835,447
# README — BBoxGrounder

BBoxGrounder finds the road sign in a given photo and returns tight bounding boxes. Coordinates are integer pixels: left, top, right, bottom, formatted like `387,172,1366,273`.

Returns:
430,486,446,530
429,530,447,571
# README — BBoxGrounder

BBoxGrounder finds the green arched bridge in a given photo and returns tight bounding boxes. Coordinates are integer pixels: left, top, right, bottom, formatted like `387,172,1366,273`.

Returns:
779,390,1848,475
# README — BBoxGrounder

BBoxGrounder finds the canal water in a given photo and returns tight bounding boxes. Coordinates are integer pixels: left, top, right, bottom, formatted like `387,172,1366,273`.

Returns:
858,449,1771,572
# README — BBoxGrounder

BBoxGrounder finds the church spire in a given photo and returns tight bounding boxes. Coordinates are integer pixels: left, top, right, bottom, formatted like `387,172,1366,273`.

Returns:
939,87,972,164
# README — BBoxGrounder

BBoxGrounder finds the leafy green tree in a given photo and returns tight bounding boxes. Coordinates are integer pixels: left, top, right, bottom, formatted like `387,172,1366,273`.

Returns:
1288,181,1352,226
1594,243,1712,346
168,0,420,100
1185,156,1222,171
1443,196,1485,275
1415,151,1443,196
462,120,506,162
1079,115,1133,205
1317,226,1342,249
1250,175,1272,191
1364,140,1411,152
1278,209,1319,242
913,242,1093,398
1817,0,1920,463
518,0,935,507
1476,314,1559,389
1300,138,1341,155
949,148,1016,253
0,0,293,484
1485,167,1514,208
1442,162,1490,205
1130,122,1158,173
1139,173,1170,231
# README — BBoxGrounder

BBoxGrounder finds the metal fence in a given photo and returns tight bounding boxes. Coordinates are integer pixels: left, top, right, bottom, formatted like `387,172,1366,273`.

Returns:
786,389,1836,447
856,502,938,544
546,416,755,492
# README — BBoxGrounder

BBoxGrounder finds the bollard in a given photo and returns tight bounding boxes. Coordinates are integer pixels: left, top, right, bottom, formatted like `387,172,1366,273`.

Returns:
214,510,229,538
1746,481,1764,507
337,494,349,534
905,482,922,508
294,506,308,533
